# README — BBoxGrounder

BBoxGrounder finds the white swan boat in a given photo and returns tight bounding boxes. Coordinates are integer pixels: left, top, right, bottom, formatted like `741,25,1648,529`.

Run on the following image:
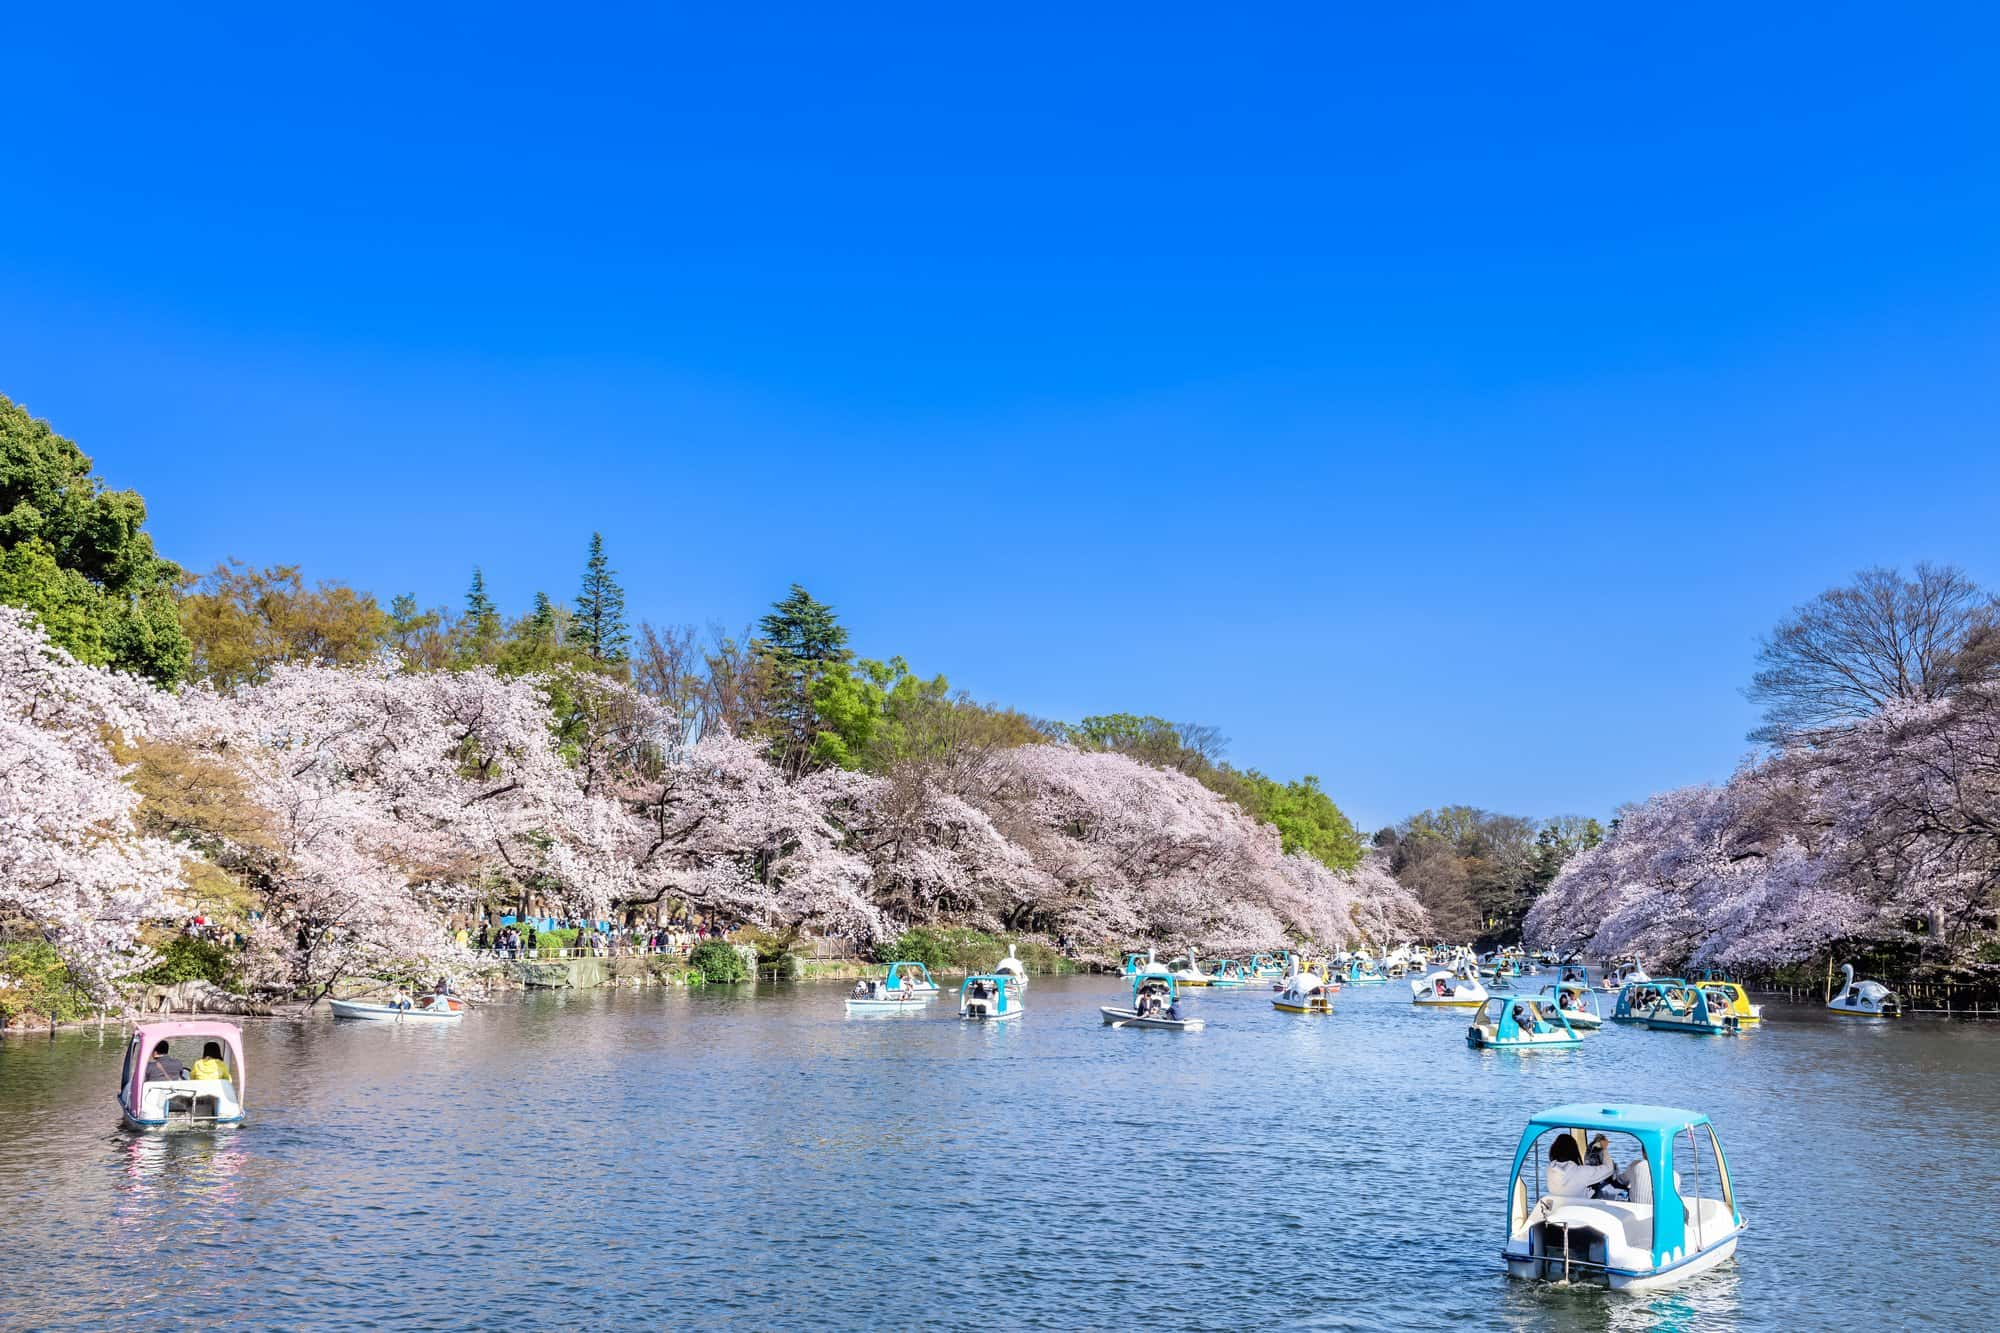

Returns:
1273,967,1337,1014
1598,957,1650,993
1167,951,1213,988
1411,964,1488,1008
329,993,466,1023
1827,962,1902,1017
993,944,1029,994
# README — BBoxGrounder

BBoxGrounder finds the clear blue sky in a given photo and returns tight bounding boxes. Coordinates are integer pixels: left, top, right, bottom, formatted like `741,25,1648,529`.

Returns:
4,4,1997,829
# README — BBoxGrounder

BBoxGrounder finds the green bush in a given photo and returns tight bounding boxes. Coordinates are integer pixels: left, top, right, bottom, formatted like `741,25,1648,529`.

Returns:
876,928,1076,977
689,940,748,983
138,934,238,987
533,927,580,955
0,940,93,1025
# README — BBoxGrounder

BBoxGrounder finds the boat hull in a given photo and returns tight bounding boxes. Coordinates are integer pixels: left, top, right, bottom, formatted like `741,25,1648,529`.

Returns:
1645,1015,1737,1035
329,998,464,1023
1505,1228,1741,1291
960,1007,1021,1021
1100,1006,1204,1031
1467,1032,1582,1050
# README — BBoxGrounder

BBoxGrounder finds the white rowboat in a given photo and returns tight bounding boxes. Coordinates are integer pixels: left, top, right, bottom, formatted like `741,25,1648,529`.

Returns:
329,996,466,1023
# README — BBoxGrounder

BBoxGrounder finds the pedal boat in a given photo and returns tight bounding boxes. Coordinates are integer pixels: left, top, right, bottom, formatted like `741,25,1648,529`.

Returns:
1411,965,1488,1008
1166,953,1213,988
1827,962,1901,1017
959,973,1022,1020
1103,973,1205,1031
1503,1103,1744,1291
1203,959,1249,989
1272,967,1337,1014
1644,984,1743,1036
1539,981,1604,1029
881,960,941,995
1689,971,1763,1025
1609,978,1679,1024
1468,996,1584,1050
1343,958,1388,985
118,1021,246,1130
329,993,467,1022
1248,953,1288,981
1597,957,1650,993
846,979,930,1013
992,946,1028,994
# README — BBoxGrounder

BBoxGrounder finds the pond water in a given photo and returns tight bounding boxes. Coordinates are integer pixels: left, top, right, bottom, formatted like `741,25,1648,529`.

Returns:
2,975,1995,1329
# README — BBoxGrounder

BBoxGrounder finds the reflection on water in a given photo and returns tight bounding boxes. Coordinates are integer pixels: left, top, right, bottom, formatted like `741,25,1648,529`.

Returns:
1,978,1994,1329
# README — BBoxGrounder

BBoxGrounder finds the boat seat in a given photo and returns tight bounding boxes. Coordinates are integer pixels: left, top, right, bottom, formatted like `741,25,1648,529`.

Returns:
1539,1197,1654,1254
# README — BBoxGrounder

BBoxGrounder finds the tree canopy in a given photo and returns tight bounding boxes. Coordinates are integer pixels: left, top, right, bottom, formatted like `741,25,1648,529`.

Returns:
0,394,190,684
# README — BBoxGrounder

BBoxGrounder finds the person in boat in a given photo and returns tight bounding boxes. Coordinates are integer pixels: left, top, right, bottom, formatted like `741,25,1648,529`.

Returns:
1435,977,1451,997
1546,1134,1614,1197
144,1041,191,1082
1165,995,1184,1022
188,1041,230,1081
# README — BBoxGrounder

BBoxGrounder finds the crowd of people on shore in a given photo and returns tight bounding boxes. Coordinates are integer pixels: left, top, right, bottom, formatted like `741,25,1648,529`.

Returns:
472,917,739,961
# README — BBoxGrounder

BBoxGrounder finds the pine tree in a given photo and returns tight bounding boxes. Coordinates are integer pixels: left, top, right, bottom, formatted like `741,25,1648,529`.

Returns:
525,590,558,645
575,533,629,664
756,584,851,775
464,567,502,655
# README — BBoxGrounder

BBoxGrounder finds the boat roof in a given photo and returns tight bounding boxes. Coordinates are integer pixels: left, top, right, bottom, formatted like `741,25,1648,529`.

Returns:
1527,1103,1711,1135
131,1020,243,1046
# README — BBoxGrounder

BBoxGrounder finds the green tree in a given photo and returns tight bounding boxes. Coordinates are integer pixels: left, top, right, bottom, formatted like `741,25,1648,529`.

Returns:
460,567,502,662
756,584,852,775
524,591,558,645
1243,773,1364,871
575,533,629,664
1527,815,1605,898
0,394,191,683
177,560,388,687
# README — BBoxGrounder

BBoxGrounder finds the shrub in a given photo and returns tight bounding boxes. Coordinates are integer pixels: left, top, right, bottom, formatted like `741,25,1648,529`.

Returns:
0,940,93,1026
876,928,1076,977
138,934,238,987
689,940,748,983
533,927,580,955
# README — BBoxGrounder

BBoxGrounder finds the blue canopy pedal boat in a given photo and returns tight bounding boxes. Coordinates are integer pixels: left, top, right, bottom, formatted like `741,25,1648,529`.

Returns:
959,973,1021,1020
1538,980,1604,1029
881,961,939,995
1466,996,1585,1050
1645,983,1744,1036
1609,978,1680,1024
1503,1103,1745,1290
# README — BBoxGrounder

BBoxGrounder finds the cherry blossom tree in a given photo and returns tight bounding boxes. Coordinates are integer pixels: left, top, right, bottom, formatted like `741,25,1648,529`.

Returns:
0,608,182,994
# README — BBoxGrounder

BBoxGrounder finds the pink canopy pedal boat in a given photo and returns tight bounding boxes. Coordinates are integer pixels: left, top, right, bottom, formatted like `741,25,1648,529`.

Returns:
117,1021,247,1130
